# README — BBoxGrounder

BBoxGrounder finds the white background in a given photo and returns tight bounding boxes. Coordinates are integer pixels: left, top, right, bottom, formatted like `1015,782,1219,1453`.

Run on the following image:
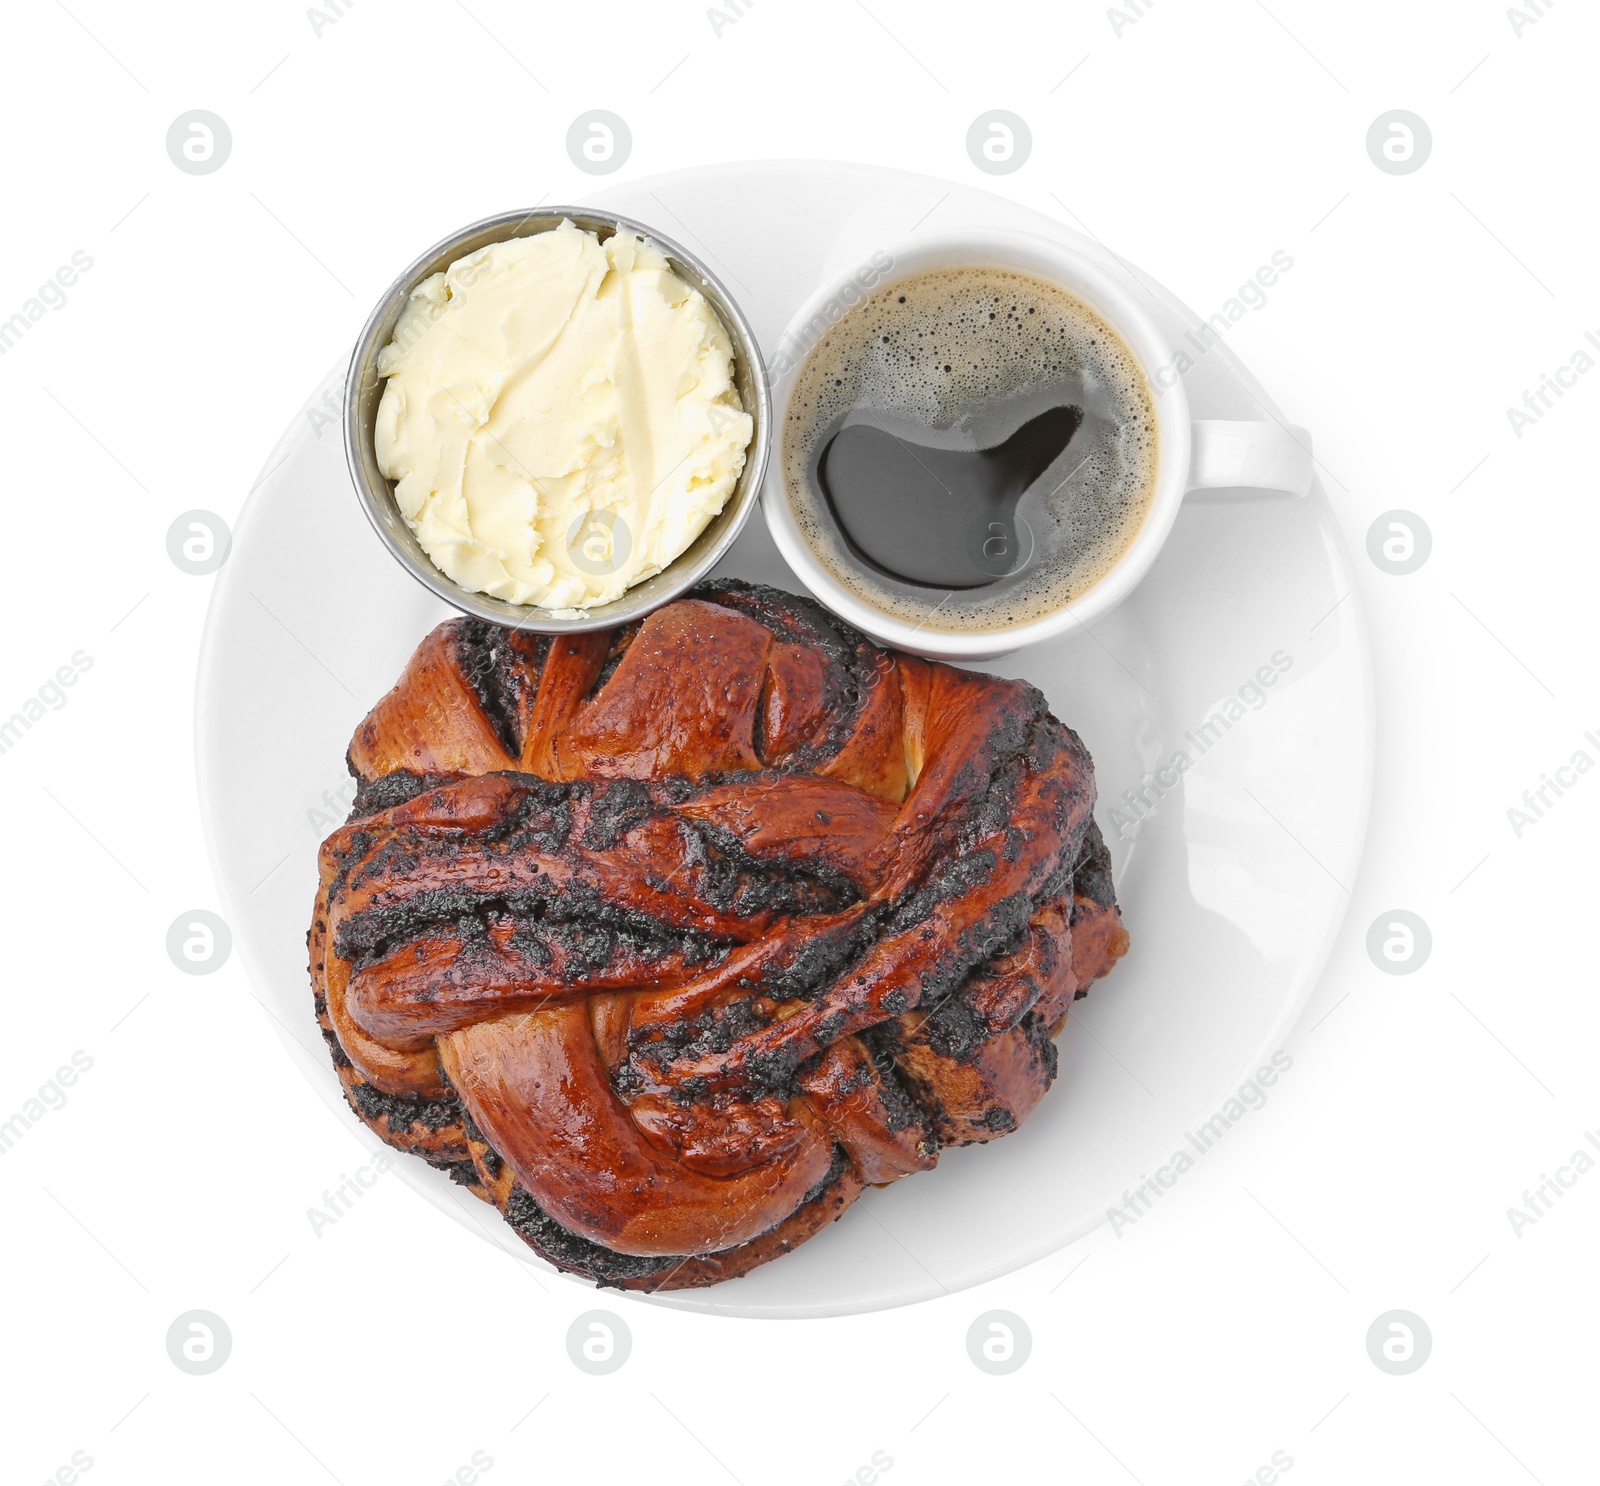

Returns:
2,1,1595,1482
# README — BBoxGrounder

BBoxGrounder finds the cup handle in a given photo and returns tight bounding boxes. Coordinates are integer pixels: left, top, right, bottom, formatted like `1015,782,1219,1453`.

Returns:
1186,420,1314,498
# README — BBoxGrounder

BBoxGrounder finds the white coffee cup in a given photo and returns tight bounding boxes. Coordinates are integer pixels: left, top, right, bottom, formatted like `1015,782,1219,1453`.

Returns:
762,227,1313,661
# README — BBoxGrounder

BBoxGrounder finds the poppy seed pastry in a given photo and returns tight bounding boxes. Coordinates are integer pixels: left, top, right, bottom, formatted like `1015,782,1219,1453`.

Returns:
308,580,1127,1289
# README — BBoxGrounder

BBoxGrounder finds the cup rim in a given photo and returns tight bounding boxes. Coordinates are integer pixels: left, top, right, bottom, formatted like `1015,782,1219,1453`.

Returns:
344,206,771,634
762,225,1190,658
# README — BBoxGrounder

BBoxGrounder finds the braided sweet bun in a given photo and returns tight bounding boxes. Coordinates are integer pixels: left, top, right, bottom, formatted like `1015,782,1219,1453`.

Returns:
309,580,1127,1289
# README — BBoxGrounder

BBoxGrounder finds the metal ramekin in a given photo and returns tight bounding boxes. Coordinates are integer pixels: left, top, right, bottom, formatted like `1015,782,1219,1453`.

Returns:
343,207,771,633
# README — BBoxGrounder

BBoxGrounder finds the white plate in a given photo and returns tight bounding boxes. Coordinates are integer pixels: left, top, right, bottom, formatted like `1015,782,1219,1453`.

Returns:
197,161,1373,1318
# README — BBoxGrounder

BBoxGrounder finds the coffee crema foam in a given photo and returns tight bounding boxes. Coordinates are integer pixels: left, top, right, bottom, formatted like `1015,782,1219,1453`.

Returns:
783,266,1159,634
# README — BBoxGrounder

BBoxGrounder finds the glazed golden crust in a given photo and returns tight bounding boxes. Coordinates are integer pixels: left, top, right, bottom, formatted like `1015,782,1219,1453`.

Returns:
309,580,1127,1289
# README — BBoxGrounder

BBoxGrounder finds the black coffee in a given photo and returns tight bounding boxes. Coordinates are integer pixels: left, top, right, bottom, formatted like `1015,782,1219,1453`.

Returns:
820,404,1084,588
784,267,1158,634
